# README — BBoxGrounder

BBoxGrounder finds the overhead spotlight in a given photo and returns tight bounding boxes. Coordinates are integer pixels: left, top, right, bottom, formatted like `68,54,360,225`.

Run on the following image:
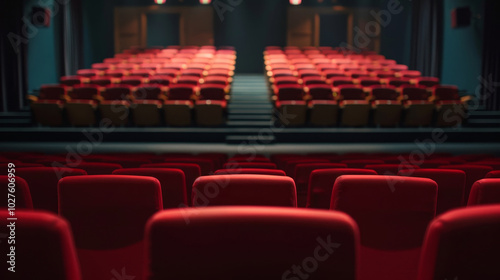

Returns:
200,0,212,4
154,0,166,4
290,0,302,5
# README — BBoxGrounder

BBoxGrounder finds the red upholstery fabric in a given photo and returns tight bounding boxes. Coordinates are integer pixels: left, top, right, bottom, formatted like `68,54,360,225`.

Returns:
16,167,87,213
222,162,277,169
486,170,500,178
331,175,437,280
113,168,187,208
467,178,500,206
0,163,44,174
214,168,286,176
0,210,81,280
100,158,152,168
58,175,162,280
293,163,348,193
306,168,377,209
366,164,420,175
439,165,494,202
469,160,500,170
283,159,330,176
341,159,385,168
67,162,123,175
162,157,214,175
192,175,297,207
141,163,201,204
401,169,466,215
417,206,500,280
144,206,359,280
0,175,33,209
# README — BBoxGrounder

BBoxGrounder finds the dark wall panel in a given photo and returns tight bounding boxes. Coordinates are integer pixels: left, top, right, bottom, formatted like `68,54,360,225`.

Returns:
214,0,288,73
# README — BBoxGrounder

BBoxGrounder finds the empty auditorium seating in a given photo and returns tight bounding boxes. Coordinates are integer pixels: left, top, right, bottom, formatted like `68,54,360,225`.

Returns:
365,164,420,175
16,167,87,213
141,163,201,204
293,162,348,194
144,206,359,279
214,168,286,176
417,206,500,280
195,100,227,126
29,85,68,126
400,169,466,215
486,170,500,178
433,85,467,127
67,162,122,175
263,47,462,128
467,178,500,206
30,46,235,127
222,162,277,169
331,175,438,280
306,168,378,209
58,175,162,280
341,159,385,168
439,165,494,202
0,175,33,209
0,211,81,280
192,175,297,207
113,168,187,208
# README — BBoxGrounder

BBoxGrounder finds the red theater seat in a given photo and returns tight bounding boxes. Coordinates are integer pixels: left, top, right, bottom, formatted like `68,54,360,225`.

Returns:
0,163,44,174
341,159,385,168
113,168,187,208
192,175,297,207
306,168,377,209
467,178,500,206
194,100,227,126
99,85,132,126
214,168,286,176
486,170,500,178
365,164,420,175
439,165,494,202
162,157,213,175
29,85,69,126
275,100,308,126
0,176,33,209
400,169,466,215
58,175,162,280
0,211,81,280
417,206,500,280
331,175,438,280
293,163,348,194
222,162,277,169
144,207,359,280
141,163,200,205
16,167,87,213
67,162,123,175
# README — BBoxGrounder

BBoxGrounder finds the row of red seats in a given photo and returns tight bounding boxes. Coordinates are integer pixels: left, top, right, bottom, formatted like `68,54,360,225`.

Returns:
265,47,469,127
29,46,235,127
1,152,498,212
30,83,228,126
2,171,499,279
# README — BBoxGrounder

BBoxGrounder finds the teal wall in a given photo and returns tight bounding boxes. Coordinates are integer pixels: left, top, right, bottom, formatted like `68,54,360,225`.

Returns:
378,0,412,66
82,0,115,69
441,0,484,95
24,0,62,92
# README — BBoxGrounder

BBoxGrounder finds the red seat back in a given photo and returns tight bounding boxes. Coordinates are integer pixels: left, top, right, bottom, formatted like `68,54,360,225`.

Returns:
331,175,437,280
58,175,162,280
0,211,81,280
144,206,359,279
192,175,297,207
417,206,500,280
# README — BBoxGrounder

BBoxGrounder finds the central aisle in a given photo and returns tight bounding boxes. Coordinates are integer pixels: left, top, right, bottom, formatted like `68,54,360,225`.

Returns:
226,74,273,128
